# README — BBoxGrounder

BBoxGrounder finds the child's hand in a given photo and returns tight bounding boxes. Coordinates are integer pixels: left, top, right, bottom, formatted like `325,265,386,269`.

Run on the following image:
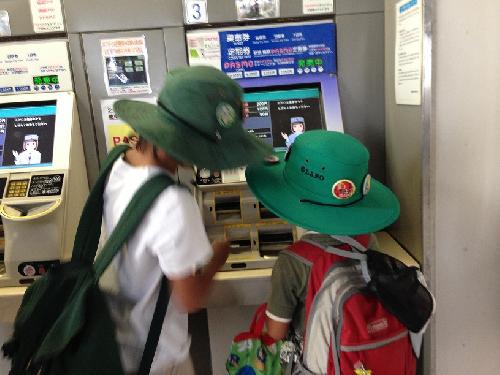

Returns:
212,240,230,268
281,132,288,140
12,150,18,158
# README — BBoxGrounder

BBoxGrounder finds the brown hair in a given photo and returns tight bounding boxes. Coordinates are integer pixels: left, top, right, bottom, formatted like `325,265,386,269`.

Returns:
135,136,161,161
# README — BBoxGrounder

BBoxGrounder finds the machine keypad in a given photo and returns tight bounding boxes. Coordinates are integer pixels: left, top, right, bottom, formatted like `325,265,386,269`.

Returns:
6,179,29,198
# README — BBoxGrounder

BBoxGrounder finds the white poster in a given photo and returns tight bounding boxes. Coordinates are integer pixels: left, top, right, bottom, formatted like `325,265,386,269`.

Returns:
302,0,333,15
235,0,279,20
186,30,222,70
29,0,65,33
0,10,11,36
184,0,208,24
101,36,152,96
101,97,157,152
0,40,72,95
395,0,423,105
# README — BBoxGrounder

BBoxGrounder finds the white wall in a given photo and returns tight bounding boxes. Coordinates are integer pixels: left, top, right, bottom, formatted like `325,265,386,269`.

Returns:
433,0,500,373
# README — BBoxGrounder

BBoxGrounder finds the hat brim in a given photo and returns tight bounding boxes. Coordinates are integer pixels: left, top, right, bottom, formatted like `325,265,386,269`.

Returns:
114,100,272,170
245,153,400,235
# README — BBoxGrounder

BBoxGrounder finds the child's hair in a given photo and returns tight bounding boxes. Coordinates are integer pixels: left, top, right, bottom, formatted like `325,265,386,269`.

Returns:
135,136,161,162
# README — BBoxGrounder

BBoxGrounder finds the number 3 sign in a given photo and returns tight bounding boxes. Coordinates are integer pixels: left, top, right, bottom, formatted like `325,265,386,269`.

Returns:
184,0,208,24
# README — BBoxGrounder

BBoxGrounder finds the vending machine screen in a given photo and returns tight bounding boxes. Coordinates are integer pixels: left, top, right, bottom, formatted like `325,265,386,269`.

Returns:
0,100,56,169
243,85,325,150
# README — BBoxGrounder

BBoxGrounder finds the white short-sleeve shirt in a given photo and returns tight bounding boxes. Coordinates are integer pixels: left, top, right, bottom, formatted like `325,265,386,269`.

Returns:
100,156,212,374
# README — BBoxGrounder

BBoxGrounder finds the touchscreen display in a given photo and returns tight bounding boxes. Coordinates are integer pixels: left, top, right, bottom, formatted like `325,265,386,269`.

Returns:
243,85,325,150
0,100,56,169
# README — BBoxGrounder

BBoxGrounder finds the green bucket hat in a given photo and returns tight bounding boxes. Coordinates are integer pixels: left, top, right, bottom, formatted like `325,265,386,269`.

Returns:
245,130,400,235
113,66,272,170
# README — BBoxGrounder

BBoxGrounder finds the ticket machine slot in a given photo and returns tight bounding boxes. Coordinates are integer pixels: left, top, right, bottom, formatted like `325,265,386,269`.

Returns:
258,229,294,257
215,194,241,222
0,199,61,221
225,226,253,254
258,203,278,219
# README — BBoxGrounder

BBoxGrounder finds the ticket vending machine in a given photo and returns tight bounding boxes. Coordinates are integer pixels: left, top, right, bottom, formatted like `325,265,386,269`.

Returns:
0,92,88,286
186,20,344,373
190,20,343,271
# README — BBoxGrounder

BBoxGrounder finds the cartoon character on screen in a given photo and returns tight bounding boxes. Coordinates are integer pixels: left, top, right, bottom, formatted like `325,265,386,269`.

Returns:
281,117,305,148
13,134,42,165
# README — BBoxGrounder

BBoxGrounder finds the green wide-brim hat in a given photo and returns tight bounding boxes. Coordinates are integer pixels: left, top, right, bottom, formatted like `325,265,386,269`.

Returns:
246,130,400,235
114,66,272,170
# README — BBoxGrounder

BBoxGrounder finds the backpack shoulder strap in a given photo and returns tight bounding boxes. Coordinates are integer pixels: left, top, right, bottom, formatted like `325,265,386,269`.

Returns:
93,173,174,277
71,144,130,264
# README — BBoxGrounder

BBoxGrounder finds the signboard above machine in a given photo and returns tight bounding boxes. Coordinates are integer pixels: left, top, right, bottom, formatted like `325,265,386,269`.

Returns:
0,40,72,96
186,20,337,80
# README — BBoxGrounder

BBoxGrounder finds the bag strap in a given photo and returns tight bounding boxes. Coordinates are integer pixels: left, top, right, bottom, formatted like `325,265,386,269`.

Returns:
71,144,130,264
93,173,173,277
301,238,371,283
137,275,169,375
249,303,268,336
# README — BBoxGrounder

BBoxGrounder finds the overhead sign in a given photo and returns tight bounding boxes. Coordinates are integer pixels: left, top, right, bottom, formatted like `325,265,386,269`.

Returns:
29,0,65,33
0,40,72,95
184,0,208,24
303,0,333,15
187,21,337,80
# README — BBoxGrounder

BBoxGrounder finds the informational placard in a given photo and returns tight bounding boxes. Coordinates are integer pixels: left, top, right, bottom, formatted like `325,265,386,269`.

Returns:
184,0,208,24
0,40,72,95
303,0,333,14
101,37,152,96
0,10,11,37
236,0,279,20
186,31,222,70
29,0,65,33
220,22,336,79
187,21,337,80
101,97,156,151
28,174,64,197
395,0,423,105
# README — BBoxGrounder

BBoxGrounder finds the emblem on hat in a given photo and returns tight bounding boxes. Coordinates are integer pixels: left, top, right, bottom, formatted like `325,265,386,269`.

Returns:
332,179,356,199
363,174,371,196
216,102,237,128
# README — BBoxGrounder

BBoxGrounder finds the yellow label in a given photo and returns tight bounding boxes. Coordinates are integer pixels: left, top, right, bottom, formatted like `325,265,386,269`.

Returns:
106,124,137,151
354,369,372,375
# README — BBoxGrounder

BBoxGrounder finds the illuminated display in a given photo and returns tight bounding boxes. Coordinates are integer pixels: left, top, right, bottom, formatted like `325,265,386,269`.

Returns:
32,75,59,86
243,85,325,150
0,100,56,169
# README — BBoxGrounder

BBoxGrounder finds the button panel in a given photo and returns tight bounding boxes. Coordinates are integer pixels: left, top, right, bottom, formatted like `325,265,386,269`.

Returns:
5,179,29,198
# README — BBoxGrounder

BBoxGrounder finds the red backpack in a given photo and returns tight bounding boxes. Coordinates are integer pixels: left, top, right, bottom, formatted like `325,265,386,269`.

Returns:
285,235,416,375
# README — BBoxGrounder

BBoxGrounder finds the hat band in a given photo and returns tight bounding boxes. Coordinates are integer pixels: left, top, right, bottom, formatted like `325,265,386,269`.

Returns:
157,100,220,143
300,195,365,207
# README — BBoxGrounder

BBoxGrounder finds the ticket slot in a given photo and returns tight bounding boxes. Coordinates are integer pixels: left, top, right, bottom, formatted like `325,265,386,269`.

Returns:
258,229,294,257
215,194,241,222
225,226,253,254
259,203,278,219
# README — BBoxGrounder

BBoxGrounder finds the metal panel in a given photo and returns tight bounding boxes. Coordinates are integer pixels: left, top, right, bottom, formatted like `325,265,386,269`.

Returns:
62,0,182,33
68,34,100,187
163,27,189,70
384,0,423,262
336,12,385,182
204,0,330,24
0,0,37,36
81,30,167,163
336,0,384,15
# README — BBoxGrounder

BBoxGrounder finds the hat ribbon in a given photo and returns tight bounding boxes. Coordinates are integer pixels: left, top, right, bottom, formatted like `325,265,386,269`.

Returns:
300,195,365,208
157,100,220,143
